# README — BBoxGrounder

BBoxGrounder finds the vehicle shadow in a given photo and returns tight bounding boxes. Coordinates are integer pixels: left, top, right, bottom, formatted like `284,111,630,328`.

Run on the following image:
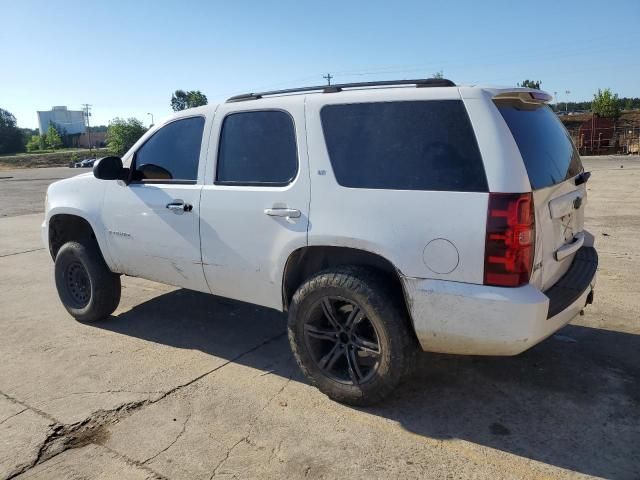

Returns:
94,288,639,479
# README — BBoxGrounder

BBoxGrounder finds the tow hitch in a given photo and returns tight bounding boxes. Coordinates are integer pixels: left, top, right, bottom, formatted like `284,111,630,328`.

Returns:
586,290,594,305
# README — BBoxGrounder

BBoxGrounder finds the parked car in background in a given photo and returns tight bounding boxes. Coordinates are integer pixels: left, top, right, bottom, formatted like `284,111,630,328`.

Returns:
70,158,97,168
43,78,597,405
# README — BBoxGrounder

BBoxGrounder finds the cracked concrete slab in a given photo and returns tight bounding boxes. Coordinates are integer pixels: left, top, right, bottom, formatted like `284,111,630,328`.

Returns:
13,444,157,479
0,231,285,426
100,338,591,480
0,397,28,425
101,340,295,480
0,214,44,257
1,158,639,479
0,396,53,480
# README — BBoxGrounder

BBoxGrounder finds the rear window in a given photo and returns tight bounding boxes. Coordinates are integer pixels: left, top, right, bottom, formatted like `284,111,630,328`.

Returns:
495,102,582,190
320,100,488,192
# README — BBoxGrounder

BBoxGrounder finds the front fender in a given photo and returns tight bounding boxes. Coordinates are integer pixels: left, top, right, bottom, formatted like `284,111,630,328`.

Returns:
44,175,115,270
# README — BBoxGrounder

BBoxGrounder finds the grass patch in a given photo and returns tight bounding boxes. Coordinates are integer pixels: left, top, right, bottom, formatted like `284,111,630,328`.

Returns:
0,149,111,168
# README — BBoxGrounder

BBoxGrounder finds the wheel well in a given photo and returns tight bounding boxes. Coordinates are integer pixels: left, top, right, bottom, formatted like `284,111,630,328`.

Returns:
282,246,406,311
48,214,97,260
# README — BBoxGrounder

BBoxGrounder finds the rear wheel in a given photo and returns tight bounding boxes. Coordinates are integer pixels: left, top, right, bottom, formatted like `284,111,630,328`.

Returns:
54,241,121,322
288,267,417,406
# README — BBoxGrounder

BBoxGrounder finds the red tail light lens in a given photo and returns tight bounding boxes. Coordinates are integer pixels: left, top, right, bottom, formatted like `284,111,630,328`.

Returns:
484,193,535,287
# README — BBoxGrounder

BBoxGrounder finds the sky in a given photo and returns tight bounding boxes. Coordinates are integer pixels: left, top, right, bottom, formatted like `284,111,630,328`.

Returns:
1,0,639,129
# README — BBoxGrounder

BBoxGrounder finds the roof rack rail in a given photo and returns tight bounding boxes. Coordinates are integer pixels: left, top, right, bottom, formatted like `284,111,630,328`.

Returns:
226,78,455,103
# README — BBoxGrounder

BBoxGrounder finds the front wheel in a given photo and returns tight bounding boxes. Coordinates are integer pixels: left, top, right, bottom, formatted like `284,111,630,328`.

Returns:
288,267,417,406
54,241,121,322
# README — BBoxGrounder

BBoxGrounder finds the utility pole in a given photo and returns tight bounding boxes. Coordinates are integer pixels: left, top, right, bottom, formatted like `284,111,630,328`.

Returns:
323,73,333,86
554,91,558,111
565,90,571,114
82,104,92,154
147,112,154,127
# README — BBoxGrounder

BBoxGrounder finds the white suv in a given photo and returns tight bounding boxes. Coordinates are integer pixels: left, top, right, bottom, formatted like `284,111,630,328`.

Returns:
43,79,597,405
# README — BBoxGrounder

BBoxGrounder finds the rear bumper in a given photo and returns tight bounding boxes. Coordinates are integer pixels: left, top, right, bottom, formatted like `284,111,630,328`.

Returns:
402,247,597,356
544,247,598,318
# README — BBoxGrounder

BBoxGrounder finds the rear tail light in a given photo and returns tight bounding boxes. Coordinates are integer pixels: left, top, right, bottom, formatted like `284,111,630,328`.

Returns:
484,193,535,287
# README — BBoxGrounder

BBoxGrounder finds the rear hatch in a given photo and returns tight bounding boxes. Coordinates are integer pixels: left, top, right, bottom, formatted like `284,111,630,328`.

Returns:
494,93,586,291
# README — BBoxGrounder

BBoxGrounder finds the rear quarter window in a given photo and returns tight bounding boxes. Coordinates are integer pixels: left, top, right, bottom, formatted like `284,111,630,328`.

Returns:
320,100,488,192
495,102,583,190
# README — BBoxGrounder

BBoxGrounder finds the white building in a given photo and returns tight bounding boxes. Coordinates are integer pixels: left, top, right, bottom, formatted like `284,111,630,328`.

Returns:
37,106,86,135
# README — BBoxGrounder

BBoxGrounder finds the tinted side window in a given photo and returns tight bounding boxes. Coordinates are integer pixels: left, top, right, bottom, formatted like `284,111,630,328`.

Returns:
320,101,487,192
216,111,297,185
135,116,204,182
495,102,582,190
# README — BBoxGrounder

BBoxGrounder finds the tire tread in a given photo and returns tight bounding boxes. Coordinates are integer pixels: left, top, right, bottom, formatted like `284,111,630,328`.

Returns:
288,266,417,406
54,241,121,323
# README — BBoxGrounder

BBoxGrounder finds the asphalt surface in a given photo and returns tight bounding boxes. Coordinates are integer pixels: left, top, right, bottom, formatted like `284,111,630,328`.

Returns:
0,167,80,218
0,157,638,479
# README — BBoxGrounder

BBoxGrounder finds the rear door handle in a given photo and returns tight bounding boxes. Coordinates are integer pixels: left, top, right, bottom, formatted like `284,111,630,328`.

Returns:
166,201,193,213
264,208,301,218
555,232,585,261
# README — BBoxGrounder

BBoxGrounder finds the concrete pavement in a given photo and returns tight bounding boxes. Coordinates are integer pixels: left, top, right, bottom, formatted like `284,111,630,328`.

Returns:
0,157,638,479
0,167,79,219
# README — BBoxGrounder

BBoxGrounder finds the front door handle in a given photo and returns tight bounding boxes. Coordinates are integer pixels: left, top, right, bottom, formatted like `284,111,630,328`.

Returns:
264,208,301,219
166,201,193,213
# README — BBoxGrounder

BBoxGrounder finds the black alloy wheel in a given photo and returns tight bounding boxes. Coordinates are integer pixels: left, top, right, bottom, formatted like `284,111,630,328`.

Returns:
303,296,382,385
288,266,418,405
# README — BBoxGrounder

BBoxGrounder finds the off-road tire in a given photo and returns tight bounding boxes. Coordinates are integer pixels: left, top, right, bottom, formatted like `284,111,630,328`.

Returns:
288,266,417,406
54,241,121,322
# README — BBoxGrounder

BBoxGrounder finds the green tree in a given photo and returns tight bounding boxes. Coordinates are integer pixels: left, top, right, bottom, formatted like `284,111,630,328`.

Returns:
0,108,25,154
45,124,63,149
26,135,42,152
20,128,38,150
106,117,147,156
171,89,208,111
518,80,542,89
621,97,640,109
592,88,620,118
171,90,188,111
87,125,108,133
432,70,444,79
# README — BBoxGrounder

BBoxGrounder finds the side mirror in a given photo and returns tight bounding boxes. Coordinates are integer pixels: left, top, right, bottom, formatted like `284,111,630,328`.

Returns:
93,156,128,181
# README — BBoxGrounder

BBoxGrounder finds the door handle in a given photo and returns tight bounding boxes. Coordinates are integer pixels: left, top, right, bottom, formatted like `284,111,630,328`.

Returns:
555,231,585,261
264,208,301,219
166,201,193,213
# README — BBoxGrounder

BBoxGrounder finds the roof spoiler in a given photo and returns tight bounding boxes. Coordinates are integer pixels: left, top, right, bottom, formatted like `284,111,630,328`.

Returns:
493,90,553,104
